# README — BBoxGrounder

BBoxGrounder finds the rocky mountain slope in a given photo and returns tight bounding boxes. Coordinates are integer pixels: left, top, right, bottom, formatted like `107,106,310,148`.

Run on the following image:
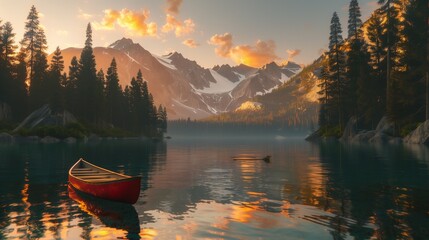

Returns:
205,56,324,127
56,38,302,119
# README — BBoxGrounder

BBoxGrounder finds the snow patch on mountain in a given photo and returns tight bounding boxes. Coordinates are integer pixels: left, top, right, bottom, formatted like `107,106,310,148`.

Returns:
153,54,177,70
198,70,242,94
280,73,290,83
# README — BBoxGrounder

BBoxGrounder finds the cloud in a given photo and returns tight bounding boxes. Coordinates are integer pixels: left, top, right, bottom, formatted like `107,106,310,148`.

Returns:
286,49,301,61
166,0,183,15
208,33,233,57
230,40,279,68
94,8,157,37
182,39,199,48
56,30,69,36
209,33,279,68
78,9,93,20
162,14,195,37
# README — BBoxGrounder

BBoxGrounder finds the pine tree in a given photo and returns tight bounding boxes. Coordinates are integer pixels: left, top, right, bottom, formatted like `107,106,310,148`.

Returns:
345,0,364,119
367,9,386,112
105,58,122,126
377,0,403,119
141,81,153,134
129,75,143,132
327,12,347,129
157,104,167,133
400,0,428,122
317,61,331,127
10,49,29,120
48,47,64,111
65,56,79,114
348,0,363,40
76,23,102,124
29,27,48,109
1,22,17,69
20,5,40,84
0,21,13,104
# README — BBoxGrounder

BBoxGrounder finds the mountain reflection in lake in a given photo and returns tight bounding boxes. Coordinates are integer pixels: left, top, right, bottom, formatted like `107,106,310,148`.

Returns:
0,137,428,239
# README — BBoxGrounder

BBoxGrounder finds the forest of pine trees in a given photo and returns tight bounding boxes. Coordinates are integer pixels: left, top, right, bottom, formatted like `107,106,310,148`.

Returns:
0,6,167,137
318,0,428,137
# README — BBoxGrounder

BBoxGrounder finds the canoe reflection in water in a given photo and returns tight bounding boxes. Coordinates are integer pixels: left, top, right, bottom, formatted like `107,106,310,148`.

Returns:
68,185,140,237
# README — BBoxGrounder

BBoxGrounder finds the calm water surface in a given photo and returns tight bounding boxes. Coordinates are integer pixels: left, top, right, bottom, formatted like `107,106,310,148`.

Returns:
0,137,429,239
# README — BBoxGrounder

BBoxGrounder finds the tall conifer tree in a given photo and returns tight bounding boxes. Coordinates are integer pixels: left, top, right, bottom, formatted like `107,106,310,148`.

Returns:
327,12,347,128
105,58,122,126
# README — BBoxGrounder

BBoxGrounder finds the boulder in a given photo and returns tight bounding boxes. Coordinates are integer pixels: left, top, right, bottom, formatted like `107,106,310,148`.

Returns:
64,137,77,144
375,116,395,136
0,132,14,143
369,132,390,144
13,104,77,132
342,117,397,144
40,136,60,144
351,130,376,143
403,120,429,144
340,116,358,141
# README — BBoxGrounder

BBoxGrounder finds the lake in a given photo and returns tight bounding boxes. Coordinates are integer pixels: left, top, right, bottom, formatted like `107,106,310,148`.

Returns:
0,136,429,239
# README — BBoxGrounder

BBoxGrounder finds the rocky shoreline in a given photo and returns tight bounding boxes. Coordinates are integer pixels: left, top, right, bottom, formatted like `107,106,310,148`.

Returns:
306,117,429,145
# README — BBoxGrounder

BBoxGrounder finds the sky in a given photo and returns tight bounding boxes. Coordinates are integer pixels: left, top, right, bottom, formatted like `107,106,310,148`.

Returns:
0,0,378,68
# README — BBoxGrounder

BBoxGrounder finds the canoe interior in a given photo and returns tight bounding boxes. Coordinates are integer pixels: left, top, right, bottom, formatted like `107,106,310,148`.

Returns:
71,159,131,183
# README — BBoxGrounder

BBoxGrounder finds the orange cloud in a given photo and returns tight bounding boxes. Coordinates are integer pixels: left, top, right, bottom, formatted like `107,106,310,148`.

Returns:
162,14,195,37
182,39,199,48
208,33,233,57
230,40,279,68
166,0,183,15
94,9,157,37
209,33,279,68
286,49,301,61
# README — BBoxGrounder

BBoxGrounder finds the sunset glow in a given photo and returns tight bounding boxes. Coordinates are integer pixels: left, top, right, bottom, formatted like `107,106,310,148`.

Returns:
0,0,378,68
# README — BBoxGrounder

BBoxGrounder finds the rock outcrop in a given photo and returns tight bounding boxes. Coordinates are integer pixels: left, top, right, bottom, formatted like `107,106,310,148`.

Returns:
13,104,77,132
340,116,358,141
340,116,399,144
403,120,429,144
40,136,60,144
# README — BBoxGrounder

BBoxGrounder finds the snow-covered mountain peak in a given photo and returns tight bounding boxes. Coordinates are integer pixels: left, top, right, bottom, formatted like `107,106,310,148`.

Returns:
108,38,137,50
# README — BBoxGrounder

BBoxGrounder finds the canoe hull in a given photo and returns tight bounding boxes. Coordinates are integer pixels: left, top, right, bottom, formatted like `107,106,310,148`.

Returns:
69,175,141,204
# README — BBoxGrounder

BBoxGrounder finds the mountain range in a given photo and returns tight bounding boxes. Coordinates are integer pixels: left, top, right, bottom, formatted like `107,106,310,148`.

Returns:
57,38,303,119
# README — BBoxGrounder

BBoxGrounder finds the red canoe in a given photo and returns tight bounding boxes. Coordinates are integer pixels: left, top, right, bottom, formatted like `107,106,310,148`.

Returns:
68,158,141,204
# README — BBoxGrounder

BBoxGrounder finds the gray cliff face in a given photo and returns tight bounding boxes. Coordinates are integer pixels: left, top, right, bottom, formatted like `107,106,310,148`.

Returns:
213,64,241,83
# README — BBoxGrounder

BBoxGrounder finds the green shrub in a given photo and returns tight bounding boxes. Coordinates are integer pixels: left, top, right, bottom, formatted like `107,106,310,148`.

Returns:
320,125,342,138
